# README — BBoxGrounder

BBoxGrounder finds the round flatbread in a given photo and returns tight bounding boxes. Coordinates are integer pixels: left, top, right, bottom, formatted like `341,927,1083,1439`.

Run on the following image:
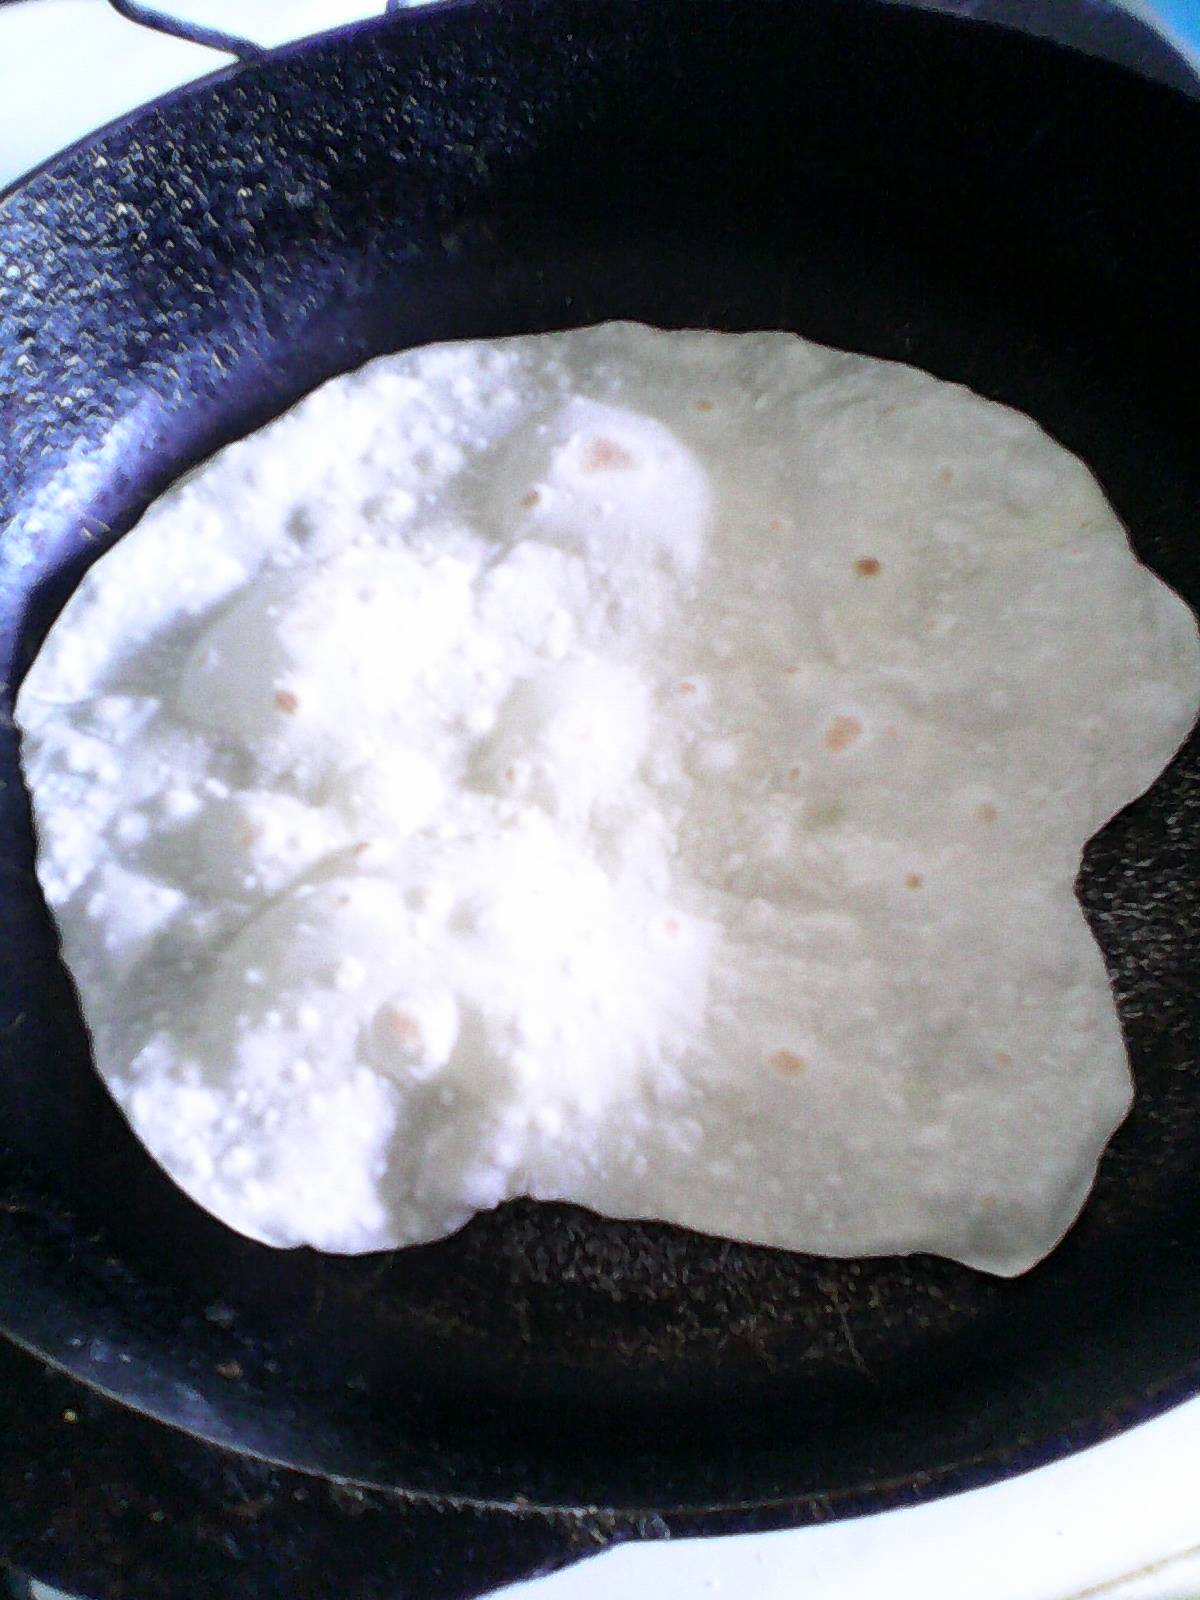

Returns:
17,322,1200,1273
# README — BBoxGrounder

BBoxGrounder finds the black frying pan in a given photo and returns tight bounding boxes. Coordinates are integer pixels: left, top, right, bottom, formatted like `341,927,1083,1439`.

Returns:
1,2,1199,1596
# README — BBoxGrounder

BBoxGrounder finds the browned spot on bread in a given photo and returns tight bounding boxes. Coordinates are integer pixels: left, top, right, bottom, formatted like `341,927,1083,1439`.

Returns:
995,1050,1012,1066
976,802,998,823
519,489,541,508
769,518,785,533
905,873,923,889
695,399,714,413
854,556,881,577
769,1049,807,1077
273,689,299,714
824,715,863,753
676,680,698,696
939,466,955,485
583,437,634,471
383,1008,423,1047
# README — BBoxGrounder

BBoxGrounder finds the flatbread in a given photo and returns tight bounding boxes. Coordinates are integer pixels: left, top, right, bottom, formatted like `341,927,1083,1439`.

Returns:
16,323,1200,1273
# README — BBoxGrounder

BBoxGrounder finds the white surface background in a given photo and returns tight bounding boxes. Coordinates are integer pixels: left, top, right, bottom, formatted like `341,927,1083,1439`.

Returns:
3,3,1200,1597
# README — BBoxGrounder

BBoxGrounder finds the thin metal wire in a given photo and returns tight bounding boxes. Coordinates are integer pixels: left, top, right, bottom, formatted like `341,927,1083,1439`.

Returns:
104,0,267,62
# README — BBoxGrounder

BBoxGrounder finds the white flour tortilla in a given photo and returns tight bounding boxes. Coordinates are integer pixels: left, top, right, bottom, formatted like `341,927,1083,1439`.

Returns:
16,323,1200,1274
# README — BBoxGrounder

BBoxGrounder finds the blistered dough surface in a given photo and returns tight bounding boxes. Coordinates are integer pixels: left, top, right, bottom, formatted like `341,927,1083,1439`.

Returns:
17,324,1200,1272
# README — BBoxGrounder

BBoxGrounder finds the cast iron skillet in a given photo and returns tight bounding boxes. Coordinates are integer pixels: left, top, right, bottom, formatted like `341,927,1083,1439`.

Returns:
1,1,1199,1595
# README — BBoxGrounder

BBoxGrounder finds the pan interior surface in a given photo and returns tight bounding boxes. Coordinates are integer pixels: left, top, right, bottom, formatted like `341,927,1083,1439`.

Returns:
0,0,1198,1520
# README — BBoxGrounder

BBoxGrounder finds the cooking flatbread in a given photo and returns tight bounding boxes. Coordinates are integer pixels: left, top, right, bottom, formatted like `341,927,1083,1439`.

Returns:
16,322,1200,1273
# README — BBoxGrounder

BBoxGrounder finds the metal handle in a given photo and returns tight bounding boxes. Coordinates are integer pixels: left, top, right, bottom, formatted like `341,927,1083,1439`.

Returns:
104,0,267,61
103,0,421,63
